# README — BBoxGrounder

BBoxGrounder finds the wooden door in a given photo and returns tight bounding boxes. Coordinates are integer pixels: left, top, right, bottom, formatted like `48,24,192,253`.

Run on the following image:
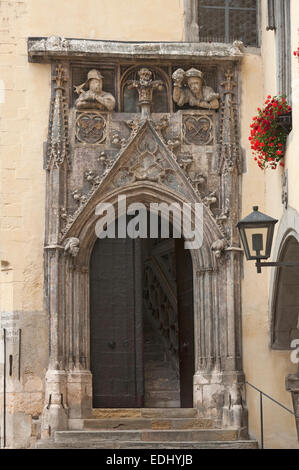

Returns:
175,238,195,408
90,236,144,408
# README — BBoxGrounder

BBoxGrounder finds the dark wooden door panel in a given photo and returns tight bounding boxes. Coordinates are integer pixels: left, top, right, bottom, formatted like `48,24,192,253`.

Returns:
176,238,195,408
90,236,144,408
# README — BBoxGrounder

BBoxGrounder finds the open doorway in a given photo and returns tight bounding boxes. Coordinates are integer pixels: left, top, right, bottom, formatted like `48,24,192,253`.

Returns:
90,215,195,408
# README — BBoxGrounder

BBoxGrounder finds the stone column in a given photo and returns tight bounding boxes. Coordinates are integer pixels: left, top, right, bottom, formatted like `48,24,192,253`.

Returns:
66,264,93,424
41,64,70,438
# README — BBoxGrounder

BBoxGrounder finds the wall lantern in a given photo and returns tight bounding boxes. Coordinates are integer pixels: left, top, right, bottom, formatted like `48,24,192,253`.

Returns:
237,206,299,273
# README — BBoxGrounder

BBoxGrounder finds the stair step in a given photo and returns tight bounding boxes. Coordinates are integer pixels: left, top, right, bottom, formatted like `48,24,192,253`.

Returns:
54,429,239,443
92,408,198,419
36,439,258,449
144,400,181,408
83,418,213,431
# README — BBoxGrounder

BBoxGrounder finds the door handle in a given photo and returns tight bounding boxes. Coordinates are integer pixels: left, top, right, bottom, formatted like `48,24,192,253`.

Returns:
108,341,116,349
182,342,189,350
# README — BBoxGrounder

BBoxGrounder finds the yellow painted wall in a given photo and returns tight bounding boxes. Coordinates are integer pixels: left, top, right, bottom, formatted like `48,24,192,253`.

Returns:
240,0,299,449
27,0,184,42
0,0,184,448
1,0,298,449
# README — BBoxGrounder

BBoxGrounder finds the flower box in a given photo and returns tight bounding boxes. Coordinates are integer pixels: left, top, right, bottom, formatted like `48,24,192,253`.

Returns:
276,112,292,134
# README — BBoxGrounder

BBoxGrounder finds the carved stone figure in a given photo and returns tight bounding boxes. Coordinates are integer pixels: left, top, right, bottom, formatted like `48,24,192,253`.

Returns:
211,238,228,259
173,68,219,110
74,69,116,111
128,68,164,118
64,237,80,257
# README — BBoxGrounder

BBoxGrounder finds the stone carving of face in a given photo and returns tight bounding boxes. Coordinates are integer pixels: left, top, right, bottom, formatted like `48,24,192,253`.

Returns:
89,78,103,94
138,68,152,83
187,77,202,98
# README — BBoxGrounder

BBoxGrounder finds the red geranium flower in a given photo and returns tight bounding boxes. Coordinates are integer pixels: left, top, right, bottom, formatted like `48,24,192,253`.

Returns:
249,94,291,170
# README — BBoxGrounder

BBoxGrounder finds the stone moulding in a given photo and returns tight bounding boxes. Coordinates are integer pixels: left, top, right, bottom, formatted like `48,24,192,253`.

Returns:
27,36,244,63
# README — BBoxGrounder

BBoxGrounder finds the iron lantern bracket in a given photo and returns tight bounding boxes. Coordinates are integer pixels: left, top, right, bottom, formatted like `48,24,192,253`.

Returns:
255,260,299,274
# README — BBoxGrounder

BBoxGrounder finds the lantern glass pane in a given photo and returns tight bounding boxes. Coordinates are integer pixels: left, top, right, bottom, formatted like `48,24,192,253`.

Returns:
245,227,269,258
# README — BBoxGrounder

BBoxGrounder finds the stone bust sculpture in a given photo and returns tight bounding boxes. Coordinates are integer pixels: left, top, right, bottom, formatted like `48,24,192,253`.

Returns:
128,68,164,104
74,69,116,111
172,68,220,110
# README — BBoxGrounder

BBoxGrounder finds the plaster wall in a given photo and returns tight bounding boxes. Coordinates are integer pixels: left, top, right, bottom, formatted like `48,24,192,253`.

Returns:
240,0,299,449
1,0,298,449
0,0,184,448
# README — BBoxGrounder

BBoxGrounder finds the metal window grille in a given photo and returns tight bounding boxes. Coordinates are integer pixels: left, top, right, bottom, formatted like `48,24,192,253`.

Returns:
198,0,258,46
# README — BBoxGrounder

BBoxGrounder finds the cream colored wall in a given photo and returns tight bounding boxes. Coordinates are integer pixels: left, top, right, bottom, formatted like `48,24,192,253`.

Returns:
27,0,184,41
1,0,298,450
241,0,299,449
0,0,184,447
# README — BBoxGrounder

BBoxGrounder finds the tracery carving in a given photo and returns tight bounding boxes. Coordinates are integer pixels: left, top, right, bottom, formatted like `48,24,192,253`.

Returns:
75,112,107,144
183,115,214,145
111,131,175,187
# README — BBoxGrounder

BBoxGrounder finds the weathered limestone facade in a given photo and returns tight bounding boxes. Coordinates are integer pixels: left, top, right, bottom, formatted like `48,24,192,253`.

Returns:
0,0,299,449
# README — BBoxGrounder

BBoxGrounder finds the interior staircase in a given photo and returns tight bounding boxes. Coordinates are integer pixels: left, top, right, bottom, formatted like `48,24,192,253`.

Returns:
144,314,180,408
35,408,258,449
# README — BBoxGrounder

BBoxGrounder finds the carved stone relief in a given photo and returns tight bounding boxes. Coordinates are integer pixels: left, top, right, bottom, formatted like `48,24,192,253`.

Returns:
74,69,116,111
46,64,70,169
173,68,220,110
127,67,165,118
183,114,214,145
75,112,107,144
42,48,245,438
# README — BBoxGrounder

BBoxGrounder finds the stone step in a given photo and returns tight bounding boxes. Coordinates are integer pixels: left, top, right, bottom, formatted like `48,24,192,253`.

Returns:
144,400,181,408
36,439,259,449
92,408,198,419
83,418,213,431
54,429,239,443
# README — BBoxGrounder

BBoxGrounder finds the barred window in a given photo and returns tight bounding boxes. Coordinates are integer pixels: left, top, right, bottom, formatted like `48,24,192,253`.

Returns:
198,0,258,46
